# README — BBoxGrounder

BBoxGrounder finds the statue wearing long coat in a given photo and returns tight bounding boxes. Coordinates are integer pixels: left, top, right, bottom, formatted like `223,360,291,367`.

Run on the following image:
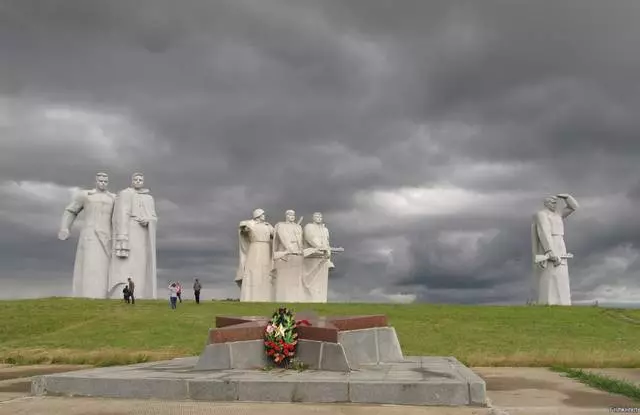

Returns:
531,195,578,305
60,189,115,298
109,187,158,299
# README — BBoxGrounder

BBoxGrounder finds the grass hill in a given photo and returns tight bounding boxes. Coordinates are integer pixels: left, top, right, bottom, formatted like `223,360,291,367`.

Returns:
1,298,639,367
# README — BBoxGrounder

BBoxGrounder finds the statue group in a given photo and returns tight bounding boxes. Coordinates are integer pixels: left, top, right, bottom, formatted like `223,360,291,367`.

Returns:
57,172,578,307
58,172,158,299
235,209,343,303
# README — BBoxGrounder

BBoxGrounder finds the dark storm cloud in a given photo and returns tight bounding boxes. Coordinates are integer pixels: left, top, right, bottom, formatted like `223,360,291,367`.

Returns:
1,0,640,302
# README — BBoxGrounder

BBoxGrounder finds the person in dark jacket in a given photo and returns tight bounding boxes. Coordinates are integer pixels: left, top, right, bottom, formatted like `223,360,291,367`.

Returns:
193,278,202,304
127,277,135,304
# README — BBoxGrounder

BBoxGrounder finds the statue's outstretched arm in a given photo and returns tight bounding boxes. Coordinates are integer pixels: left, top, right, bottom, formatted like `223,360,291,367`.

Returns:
557,194,579,218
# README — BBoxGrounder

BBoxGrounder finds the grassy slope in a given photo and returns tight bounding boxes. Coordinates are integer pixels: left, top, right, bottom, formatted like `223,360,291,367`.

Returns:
1,298,639,367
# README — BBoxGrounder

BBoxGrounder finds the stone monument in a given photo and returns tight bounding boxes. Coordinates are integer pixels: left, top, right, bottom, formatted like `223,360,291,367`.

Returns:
302,212,343,303
33,310,488,406
109,172,158,299
58,172,115,298
236,208,275,302
272,210,304,302
531,193,579,305
196,312,404,372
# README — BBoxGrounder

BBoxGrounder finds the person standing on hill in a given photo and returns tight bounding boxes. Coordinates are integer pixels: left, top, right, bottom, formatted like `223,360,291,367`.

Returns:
127,277,135,304
176,281,183,303
193,278,202,304
122,285,131,303
168,282,178,309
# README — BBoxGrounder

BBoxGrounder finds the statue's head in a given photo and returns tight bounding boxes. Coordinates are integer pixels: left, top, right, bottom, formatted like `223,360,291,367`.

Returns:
285,210,296,223
252,208,265,222
131,172,144,189
95,172,109,191
312,212,323,224
543,196,558,212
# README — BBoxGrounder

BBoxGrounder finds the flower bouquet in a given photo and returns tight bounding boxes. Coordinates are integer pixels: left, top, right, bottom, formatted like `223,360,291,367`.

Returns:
264,307,297,367
263,307,311,368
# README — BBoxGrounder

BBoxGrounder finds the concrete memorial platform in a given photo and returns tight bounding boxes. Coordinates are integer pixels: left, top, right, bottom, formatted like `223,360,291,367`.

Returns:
32,356,486,406
31,312,487,407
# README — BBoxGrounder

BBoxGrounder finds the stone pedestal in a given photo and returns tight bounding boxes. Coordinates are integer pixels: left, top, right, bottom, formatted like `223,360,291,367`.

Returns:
195,313,404,372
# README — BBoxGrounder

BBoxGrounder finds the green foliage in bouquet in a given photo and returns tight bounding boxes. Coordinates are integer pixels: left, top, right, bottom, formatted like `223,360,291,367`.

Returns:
263,307,300,367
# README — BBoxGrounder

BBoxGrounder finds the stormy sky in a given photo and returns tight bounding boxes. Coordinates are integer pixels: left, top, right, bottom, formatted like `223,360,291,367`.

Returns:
1,0,640,304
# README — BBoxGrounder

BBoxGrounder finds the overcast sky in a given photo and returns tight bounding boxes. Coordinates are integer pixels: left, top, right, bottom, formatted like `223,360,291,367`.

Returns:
1,0,640,304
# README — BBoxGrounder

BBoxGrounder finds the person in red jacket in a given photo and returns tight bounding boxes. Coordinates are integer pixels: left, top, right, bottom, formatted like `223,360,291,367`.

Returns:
176,282,182,303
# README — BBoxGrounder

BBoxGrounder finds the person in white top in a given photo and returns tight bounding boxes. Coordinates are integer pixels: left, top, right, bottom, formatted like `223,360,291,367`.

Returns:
168,282,179,309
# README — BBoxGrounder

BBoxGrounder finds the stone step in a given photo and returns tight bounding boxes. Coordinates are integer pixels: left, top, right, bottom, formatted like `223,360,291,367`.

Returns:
31,356,487,406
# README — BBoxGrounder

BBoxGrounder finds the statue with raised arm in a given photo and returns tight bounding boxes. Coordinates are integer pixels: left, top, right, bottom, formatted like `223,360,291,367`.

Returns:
236,208,275,302
272,210,305,302
109,172,158,299
58,172,115,298
531,193,579,305
302,212,343,303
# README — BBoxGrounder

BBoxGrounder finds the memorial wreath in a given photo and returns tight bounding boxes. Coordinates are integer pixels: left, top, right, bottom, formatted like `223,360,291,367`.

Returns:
263,307,310,367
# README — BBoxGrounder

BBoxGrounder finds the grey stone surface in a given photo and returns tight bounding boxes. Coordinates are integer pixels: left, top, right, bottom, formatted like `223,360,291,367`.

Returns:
376,327,405,362
319,342,351,372
230,340,269,369
197,339,352,372
337,327,404,367
31,355,487,406
188,379,238,401
295,340,322,370
338,328,378,366
194,343,230,370
30,377,45,396
448,358,488,406
237,380,295,402
349,379,468,406
42,376,189,400
291,380,349,403
195,340,269,370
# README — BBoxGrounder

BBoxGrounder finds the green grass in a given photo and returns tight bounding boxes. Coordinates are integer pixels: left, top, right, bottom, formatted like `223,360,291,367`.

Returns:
1,298,639,367
551,367,640,402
